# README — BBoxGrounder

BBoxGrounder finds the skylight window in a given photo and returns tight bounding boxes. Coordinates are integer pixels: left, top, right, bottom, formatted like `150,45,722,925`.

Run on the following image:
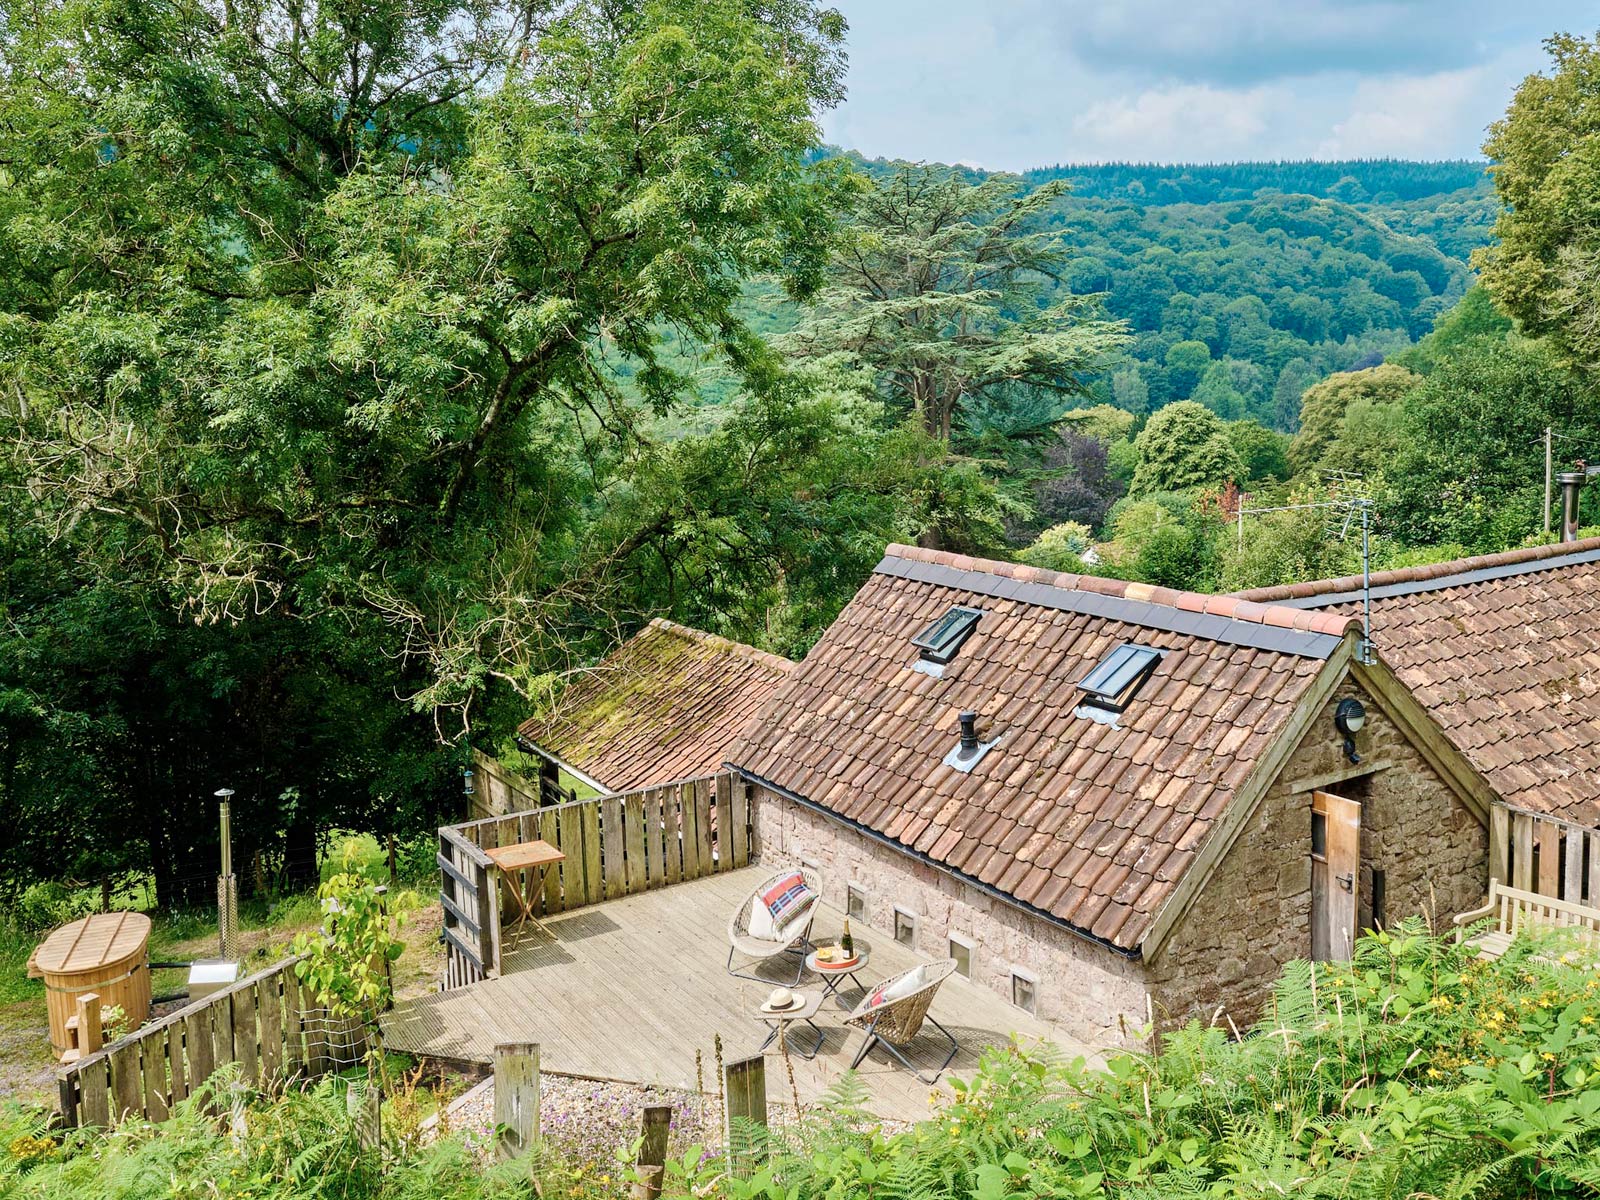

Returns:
911,605,983,664
1076,643,1165,714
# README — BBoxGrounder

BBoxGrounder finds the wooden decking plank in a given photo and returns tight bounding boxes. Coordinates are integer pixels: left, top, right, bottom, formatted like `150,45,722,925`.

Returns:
381,866,1096,1122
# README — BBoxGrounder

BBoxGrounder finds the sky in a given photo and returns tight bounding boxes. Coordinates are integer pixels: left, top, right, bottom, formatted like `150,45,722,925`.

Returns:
819,1,1597,169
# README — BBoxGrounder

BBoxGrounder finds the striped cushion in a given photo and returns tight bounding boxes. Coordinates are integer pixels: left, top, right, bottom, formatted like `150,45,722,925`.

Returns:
761,872,813,924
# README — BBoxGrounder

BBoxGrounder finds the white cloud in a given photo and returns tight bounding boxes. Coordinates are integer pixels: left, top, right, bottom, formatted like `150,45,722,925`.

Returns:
1071,85,1277,161
1316,64,1502,158
819,0,1588,166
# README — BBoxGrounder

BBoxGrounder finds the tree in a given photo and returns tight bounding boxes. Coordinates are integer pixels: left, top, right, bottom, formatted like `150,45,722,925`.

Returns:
1030,430,1123,534
782,165,1128,449
1272,359,1320,430
1390,286,1514,374
1164,340,1213,398
1101,493,1223,591
1226,420,1291,482
1218,489,1360,591
1111,367,1151,414
1382,339,1600,549
1019,522,1095,572
1129,402,1244,497
0,0,852,896
1478,33,1600,366
1288,364,1419,472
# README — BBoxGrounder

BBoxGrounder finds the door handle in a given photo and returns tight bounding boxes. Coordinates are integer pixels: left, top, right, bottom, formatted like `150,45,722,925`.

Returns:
1337,873,1354,892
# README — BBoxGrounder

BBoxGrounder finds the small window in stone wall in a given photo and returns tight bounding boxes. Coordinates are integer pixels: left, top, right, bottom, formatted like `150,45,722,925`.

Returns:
847,885,868,921
1011,970,1037,1015
893,907,918,947
948,935,973,978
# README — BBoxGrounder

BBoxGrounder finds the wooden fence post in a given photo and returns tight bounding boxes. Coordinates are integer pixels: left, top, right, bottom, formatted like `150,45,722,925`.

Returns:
346,1079,381,1150
75,992,103,1056
631,1104,673,1200
722,1053,767,1169
494,1042,540,1160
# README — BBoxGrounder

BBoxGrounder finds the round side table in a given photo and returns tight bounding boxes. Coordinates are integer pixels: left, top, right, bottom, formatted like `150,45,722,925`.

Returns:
805,943,872,1006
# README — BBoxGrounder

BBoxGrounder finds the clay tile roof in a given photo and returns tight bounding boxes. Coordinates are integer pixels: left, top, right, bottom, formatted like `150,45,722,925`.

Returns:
518,620,793,793
1235,538,1600,824
727,545,1354,953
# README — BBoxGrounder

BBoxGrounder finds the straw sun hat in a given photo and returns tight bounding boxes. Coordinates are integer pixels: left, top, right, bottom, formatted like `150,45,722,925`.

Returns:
760,986,806,1013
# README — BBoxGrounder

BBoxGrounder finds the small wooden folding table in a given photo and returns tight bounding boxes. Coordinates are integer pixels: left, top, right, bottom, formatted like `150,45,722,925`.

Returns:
485,840,566,949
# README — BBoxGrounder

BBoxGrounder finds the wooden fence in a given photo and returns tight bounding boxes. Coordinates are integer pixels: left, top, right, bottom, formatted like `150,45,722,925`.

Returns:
57,954,336,1128
470,749,574,819
439,824,499,989
1490,803,1600,908
439,768,753,989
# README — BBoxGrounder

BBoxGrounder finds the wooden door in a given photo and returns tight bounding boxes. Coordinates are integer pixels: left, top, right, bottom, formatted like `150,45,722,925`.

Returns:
1311,791,1362,961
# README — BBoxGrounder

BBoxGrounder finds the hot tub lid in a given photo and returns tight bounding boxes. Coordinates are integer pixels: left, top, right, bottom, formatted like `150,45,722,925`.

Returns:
32,912,152,977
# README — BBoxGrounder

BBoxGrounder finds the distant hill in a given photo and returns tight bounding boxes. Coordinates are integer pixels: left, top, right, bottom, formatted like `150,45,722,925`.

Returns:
657,155,1500,433
1018,159,1489,205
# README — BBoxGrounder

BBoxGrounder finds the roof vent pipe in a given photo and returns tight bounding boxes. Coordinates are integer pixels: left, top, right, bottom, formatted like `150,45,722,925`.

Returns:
958,711,979,757
1559,470,1587,542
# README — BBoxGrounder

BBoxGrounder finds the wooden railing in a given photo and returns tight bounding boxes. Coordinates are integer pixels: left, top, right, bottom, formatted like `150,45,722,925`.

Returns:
1490,803,1600,907
57,954,335,1128
439,768,753,990
439,824,499,989
469,750,572,819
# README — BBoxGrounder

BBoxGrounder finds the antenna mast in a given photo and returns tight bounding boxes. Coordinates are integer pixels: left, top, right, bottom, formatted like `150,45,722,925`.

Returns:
1235,479,1376,663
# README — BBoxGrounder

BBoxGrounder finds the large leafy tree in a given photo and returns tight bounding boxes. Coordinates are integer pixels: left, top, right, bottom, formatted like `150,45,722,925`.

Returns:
1479,32,1600,366
1128,401,1243,497
779,165,1127,535
1287,364,1419,473
1381,339,1600,550
0,0,850,897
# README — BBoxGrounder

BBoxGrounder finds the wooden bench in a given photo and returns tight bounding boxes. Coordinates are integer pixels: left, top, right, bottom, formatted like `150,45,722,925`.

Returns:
1453,881,1600,961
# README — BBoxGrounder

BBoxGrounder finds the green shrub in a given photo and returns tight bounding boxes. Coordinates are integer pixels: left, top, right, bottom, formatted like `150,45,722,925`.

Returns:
0,1073,548,1199
667,924,1600,1199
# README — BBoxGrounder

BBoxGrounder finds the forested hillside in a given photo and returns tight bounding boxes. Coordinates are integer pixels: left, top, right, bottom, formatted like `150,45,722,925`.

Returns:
668,157,1495,431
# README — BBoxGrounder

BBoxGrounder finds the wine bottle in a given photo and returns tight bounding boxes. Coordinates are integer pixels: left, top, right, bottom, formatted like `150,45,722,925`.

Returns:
841,917,854,959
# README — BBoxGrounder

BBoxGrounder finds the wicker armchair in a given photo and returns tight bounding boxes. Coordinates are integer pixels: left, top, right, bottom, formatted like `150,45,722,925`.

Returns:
727,867,821,984
846,958,959,1083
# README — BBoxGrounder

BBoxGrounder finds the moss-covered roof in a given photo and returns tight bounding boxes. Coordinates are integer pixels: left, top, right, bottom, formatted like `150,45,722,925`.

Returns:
518,619,794,792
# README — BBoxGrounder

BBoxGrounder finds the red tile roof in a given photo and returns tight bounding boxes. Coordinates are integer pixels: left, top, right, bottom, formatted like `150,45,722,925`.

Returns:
727,545,1359,951
1237,538,1600,825
518,620,793,793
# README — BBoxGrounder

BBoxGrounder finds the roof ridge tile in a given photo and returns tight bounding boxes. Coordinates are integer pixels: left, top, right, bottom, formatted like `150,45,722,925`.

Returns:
1231,535,1600,603
645,617,795,675
880,544,1358,640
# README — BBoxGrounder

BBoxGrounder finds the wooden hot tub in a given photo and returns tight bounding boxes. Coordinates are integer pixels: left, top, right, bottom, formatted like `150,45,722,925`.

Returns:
30,912,152,1054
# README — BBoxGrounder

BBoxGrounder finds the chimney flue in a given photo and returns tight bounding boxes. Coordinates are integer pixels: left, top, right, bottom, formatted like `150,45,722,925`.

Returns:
1559,470,1587,543
958,711,979,757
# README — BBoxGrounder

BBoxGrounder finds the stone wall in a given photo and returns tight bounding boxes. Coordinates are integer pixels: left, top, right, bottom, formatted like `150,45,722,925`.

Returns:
752,786,1152,1049
1144,676,1488,1030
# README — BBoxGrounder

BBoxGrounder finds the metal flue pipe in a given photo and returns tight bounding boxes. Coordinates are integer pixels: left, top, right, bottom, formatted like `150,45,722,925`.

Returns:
1558,471,1587,543
215,788,238,960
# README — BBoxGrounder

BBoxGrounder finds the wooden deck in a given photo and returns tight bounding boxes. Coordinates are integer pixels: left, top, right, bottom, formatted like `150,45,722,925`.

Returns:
382,867,1102,1122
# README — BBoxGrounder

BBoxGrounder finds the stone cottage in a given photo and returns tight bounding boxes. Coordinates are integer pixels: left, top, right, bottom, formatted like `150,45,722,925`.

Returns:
725,544,1493,1046
1236,536,1600,827
517,618,793,798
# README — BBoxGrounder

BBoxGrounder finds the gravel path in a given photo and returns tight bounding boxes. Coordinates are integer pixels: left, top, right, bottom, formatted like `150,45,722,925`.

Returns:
439,1070,909,1187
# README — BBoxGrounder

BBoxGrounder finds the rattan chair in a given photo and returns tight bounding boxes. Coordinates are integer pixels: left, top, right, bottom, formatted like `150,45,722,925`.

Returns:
846,958,960,1083
727,867,821,984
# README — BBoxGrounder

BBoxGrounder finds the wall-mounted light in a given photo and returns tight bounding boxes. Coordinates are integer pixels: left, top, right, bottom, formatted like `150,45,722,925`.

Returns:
1334,698,1366,764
